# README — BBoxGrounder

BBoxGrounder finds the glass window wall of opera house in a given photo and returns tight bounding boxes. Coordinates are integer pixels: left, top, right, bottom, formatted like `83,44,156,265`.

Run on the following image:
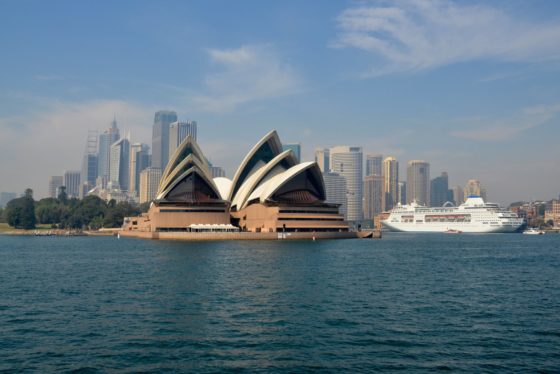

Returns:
122,130,349,236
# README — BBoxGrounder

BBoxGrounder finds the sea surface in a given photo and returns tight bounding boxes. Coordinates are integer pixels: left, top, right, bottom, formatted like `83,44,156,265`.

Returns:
0,233,559,372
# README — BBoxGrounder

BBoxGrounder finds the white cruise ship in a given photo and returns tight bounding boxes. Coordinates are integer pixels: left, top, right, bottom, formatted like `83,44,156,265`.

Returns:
382,196,524,233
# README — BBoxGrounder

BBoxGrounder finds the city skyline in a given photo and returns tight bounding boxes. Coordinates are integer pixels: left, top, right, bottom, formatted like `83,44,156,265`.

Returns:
1,1,559,204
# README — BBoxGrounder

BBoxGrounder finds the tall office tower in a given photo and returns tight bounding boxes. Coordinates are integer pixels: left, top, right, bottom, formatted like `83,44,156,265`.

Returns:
109,138,131,191
407,160,430,206
97,116,120,179
363,175,384,219
0,192,17,208
210,166,226,178
282,143,301,163
464,179,487,200
430,172,450,207
80,130,99,197
151,110,178,170
382,156,399,211
64,170,81,198
139,167,162,203
330,146,363,221
48,176,63,198
365,154,383,177
314,148,330,172
129,143,150,197
453,185,464,205
169,120,197,159
323,172,347,219
398,181,407,205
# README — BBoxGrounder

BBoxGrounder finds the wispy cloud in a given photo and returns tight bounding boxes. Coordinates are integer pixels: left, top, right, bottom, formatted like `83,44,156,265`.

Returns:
189,44,302,112
333,0,560,76
450,103,560,141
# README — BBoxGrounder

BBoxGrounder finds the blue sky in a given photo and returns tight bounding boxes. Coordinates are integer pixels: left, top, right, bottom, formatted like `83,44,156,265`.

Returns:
1,0,559,203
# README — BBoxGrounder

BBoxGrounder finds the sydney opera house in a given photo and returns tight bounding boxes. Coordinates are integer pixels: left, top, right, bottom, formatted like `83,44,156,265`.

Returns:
121,130,356,240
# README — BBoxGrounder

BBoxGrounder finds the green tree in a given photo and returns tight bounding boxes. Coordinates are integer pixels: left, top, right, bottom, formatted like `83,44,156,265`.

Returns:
6,189,36,229
103,201,140,228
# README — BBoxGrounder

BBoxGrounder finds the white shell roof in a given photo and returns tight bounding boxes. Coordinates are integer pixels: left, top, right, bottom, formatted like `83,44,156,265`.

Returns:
213,177,233,201
157,166,221,201
246,162,317,204
228,130,282,201
231,149,297,210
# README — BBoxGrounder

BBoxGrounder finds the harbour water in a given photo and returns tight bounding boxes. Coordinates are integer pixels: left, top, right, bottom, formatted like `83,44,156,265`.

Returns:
1,234,559,371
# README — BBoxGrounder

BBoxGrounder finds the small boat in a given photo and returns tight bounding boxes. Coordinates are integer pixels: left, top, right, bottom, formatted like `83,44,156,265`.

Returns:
522,228,545,235
444,228,462,234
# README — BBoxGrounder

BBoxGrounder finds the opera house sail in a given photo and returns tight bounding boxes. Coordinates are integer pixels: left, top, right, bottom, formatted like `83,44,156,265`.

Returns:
122,130,354,240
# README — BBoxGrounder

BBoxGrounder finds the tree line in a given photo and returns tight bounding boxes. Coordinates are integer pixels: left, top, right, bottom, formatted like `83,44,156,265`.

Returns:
0,187,149,230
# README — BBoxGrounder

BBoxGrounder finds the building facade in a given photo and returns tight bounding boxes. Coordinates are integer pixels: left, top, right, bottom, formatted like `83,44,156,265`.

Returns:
323,171,347,219
330,146,363,221
430,171,452,207
282,143,301,163
64,170,81,198
382,156,399,211
407,160,430,206
48,176,63,198
169,120,197,160
365,154,383,177
97,117,120,179
314,148,330,173
464,179,487,200
453,185,464,205
363,174,384,219
129,143,150,197
109,138,130,191
151,110,178,170
139,167,162,203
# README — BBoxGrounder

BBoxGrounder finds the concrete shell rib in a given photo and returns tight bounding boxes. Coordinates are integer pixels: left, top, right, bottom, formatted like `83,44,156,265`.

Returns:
160,135,209,184
228,130,283,202
213,177,233,201
231,150,297,211
247,162,325,204
158,154,210,196
157,166,221,201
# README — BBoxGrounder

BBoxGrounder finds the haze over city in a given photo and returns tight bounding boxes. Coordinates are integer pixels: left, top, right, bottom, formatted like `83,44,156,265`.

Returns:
1,0,559,204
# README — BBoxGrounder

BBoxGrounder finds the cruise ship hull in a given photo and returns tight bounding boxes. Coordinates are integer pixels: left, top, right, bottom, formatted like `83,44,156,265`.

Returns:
382,221,522,233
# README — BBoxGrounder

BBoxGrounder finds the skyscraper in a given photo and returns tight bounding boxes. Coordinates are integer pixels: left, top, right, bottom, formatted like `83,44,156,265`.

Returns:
109,138,130,191
382,156,399,211
453,185,464,205
407,160,430,206
80,130,98,197
398,181,407,205
430,172,451,207
48,176,63,198
64,170,81,198
314,148,330,173
365,154,383,177
98,117,120,179
464,179,487,200
169,120,197,159
129,143,150,197
139,167,162,203
323,171,347,219
330,146,363,221
151,110,178,170
282,143,301,163
363,174,384,219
